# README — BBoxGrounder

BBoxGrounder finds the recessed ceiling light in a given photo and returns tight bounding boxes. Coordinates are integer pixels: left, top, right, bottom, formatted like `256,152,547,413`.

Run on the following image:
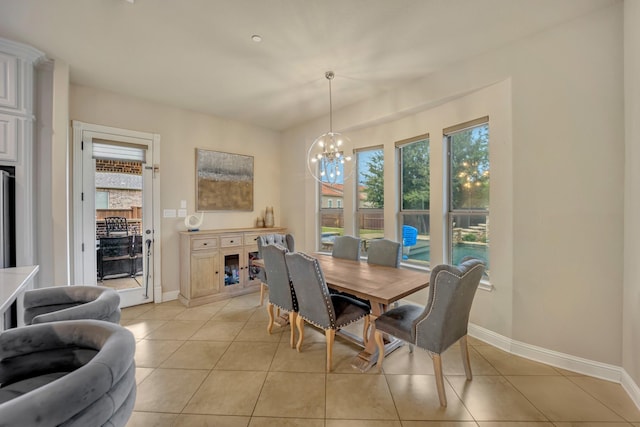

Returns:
251,35,262,43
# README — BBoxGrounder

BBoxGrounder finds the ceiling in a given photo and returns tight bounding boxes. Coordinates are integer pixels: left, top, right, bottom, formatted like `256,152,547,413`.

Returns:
0,0,617,131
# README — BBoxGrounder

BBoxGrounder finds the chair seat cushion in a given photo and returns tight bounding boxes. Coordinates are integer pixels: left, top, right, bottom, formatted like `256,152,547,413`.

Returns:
375,304,423,343
331,294,370,328
0,372,68,404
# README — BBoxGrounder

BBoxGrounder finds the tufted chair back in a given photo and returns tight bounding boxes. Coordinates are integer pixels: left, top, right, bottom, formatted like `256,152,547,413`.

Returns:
257,233,294,258
366,239,402,268
331,235,361,261
413,257,485,353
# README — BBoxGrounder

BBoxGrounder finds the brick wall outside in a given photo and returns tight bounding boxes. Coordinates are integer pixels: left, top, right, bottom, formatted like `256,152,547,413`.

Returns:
96,159,142,175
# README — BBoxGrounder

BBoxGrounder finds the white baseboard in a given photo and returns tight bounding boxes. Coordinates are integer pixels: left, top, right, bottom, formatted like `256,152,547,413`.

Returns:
622,368,640,410
161,289,179,303
468,322,640,409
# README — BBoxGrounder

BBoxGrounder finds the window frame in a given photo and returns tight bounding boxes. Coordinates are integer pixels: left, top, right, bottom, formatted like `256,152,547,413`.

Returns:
444,117,490,280
355,146,384,253
396,134,430,267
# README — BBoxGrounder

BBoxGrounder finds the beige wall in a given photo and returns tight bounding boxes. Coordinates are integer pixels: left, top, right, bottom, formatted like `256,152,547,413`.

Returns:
624,0,640,388
69,85,282,296
282,3,624,365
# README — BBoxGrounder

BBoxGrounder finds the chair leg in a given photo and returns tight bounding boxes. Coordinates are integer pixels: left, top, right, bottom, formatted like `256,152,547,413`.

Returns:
374,330,385,373
295,315,305,352
362,315,371,346
289,312,297,349
408,344,414,354
259,283,267,306
325,329,335,372
460,335,472,380
432,353,447,407
266,302,274,334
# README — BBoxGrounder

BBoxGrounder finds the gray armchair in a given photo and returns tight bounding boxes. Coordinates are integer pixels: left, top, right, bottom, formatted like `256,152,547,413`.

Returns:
374,257,485,406
331,235,361,261
262,244,298,348
23,285,121,325
256,233,295,305
0,319,136,426
285,252,370,371
366,239,401,268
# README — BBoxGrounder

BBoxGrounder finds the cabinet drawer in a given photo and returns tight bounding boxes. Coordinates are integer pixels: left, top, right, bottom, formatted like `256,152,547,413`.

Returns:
220,235,242,247
191,237,218,251
244,233,261,245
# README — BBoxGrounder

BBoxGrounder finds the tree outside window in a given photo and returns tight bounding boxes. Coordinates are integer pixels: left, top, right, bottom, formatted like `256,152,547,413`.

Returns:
398,136,430,266
448,122,489,277
357,147,384,253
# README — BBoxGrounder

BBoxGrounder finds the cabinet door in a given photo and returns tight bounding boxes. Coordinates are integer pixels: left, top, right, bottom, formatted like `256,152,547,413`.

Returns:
191,251,220,298
220,249,244,291
246,245,261,286
0,113,18,161
0,52,18,110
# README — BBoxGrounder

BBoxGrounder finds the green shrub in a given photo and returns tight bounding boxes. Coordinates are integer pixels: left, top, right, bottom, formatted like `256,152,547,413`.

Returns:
462,233,477,242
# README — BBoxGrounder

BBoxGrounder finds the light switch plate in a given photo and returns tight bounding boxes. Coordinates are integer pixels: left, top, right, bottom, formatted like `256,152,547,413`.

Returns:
163,209,176,218
178,209,187,218
180,200,187,209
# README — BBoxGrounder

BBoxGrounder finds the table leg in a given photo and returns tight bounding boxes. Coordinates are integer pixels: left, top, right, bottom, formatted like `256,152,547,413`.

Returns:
351,302,403,372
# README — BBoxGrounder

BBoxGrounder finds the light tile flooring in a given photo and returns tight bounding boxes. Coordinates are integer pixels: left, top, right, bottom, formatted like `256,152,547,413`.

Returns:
122,292,640,427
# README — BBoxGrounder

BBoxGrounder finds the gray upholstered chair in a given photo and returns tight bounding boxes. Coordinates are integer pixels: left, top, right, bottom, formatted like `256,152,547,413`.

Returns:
331,235,361,261
23,285,121,325
285,251,370,371
262,244,298,347
366,239,402,268
256,233,295,305
374,257,485,407
0,319,136,426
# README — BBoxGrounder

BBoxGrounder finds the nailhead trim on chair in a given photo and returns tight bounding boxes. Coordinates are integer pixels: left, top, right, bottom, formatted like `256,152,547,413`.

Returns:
414,264,485,338
294,252,367,330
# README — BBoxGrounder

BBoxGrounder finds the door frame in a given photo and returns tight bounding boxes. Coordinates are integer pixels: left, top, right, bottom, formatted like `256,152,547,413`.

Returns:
71,121,162,305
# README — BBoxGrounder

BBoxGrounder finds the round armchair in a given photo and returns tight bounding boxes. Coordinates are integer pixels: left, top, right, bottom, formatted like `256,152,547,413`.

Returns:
23,285,121,325
0,319,136,426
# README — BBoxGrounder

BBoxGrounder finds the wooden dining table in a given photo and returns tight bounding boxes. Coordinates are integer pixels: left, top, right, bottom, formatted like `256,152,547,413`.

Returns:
255,252,429,371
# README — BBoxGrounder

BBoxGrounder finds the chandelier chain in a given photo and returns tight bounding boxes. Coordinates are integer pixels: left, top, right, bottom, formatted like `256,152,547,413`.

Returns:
326,71,334,133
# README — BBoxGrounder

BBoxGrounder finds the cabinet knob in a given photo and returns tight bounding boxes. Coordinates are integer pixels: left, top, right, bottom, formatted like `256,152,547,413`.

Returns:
215,271,219,274
203,243,208,246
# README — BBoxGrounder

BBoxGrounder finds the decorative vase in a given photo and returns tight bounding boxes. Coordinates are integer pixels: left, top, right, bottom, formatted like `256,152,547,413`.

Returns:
264,206,274,228
256,216,265,228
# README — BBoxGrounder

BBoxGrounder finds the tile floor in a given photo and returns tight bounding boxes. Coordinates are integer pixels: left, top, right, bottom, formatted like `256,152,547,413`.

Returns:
122,292,640,427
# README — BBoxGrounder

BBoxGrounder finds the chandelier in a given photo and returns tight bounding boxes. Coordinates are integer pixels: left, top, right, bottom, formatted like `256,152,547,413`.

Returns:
307,71,353,186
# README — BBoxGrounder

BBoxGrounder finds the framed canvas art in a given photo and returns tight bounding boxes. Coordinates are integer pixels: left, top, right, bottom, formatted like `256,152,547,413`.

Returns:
196,149,254,211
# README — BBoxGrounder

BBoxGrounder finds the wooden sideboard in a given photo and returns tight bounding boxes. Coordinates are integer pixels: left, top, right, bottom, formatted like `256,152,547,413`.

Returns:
179,227,286,307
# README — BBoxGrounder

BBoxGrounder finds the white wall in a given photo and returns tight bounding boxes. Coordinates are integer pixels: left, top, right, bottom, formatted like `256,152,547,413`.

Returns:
69,85,282,296
282,3,624,365
624,0,640,389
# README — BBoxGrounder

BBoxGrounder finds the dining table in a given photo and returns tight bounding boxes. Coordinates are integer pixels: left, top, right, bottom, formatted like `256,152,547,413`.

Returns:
255,252,429,371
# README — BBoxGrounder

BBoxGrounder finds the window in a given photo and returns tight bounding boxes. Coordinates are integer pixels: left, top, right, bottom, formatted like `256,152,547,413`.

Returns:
397,135,430,266
356,147,384,254
95,191,109,209
445,118,489,278
319,177,345,251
